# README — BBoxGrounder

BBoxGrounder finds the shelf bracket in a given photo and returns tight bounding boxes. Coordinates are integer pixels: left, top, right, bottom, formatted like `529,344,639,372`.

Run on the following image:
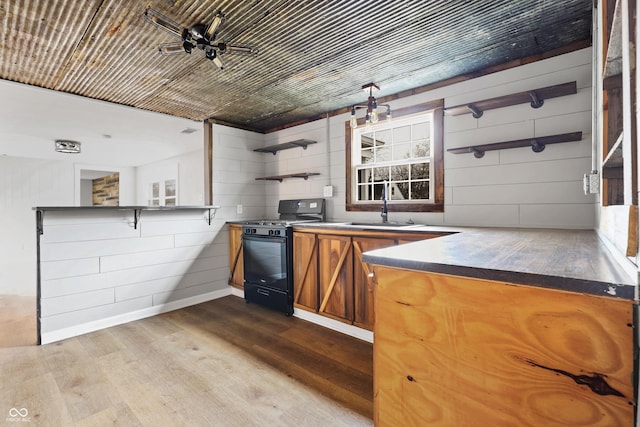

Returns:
467,104,483,118
205,208,217,225
36,209,44,235
531,138,545,153
529,91,544,108
133,209,142,229
471,147,485,158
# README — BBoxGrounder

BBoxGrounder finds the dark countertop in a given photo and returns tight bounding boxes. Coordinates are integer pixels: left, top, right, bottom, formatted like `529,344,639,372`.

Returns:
35,205,219,211
362,227,637,300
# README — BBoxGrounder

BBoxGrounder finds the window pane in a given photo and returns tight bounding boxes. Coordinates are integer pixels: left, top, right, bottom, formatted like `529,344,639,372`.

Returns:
165,179,176,197
376,145,391,162
165,198,176,206
396,182,409,199
393,143,411,161
357,168,372,184
411,180,429,200
411,163,430,180
361,133,374,149
375,129,392,147
373,183,386,200
412,121,430,140
152,182,159,198
413,139,430,158
393,125,411,143
390,164,409,182
373,166,389,182
361,148,374,164
357,184,371,201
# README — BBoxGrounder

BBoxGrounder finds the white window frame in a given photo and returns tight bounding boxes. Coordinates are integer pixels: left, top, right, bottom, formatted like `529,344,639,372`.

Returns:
351,112,435,205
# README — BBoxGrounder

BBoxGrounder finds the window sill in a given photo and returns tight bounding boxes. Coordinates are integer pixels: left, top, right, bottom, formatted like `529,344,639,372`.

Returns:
346,202,444,213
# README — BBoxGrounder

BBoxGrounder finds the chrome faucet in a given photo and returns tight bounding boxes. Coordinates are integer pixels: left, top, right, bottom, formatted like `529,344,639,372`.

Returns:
381,180,388,223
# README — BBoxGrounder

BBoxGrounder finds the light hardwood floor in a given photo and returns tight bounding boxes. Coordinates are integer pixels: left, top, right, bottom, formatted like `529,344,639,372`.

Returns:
0,295,373,426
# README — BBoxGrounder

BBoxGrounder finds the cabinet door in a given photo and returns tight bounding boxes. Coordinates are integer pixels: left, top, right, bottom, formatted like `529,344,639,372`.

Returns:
318,234,353,322
228,224,244,288
293,231,318,311
352,236,395,330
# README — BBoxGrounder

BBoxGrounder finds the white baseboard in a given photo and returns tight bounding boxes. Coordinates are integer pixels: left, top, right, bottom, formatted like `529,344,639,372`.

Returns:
40,288,232,345
228,290,373,343
41,286,374,345
293,308,373,343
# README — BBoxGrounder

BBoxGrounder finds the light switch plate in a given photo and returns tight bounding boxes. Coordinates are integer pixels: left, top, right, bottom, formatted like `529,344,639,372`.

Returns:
323,185,333,198
236,204,243,214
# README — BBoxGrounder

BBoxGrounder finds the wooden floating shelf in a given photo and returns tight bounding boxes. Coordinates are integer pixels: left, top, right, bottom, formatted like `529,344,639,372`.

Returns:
253,139,317,155
445,81,577,118
255,172,320,182
447,132,583,158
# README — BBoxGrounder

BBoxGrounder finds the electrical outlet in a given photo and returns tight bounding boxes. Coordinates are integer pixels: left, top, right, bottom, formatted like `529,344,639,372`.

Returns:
583,172,599,195
323,185,333,198
236,204,243,214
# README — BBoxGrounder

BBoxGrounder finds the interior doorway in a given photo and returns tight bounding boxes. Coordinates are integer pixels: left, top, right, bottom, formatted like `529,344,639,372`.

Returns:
79,169,119,206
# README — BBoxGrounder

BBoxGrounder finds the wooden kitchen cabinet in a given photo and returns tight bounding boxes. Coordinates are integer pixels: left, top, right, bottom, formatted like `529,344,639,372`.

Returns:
351,236,395,330
373,266,635,426
318,234,354,322
228,223,244,289
292,227,443,328
293,231,318,311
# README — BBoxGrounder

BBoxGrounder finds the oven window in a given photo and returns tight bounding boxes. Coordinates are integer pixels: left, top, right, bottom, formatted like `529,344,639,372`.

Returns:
243,237,287,288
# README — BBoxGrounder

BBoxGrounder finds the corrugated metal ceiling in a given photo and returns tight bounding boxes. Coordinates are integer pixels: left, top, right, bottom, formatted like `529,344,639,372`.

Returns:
0,0,592,133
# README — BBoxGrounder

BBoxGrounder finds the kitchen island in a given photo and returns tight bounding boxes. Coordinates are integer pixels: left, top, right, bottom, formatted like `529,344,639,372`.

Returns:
35,205,226,345
361,228,637,426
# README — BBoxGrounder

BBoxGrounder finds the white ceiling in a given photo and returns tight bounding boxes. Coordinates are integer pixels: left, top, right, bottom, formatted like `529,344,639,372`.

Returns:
0,79,204,168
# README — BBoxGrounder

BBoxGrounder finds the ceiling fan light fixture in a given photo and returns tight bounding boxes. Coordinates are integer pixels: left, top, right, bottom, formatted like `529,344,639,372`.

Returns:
143,8,182,38
350,83,391,128
158,43,185,55
143,8,256,70
55,140,81,154
204,12,224,40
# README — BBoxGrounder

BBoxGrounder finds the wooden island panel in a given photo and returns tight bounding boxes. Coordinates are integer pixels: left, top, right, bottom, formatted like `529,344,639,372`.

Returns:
373,266,635,427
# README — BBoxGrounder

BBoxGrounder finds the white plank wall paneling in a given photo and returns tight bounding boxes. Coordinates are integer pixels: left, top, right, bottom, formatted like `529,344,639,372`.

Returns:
39,208,230,344
259,48,595,229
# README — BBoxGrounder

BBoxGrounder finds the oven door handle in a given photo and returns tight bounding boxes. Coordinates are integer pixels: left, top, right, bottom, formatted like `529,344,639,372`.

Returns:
242,235,287,244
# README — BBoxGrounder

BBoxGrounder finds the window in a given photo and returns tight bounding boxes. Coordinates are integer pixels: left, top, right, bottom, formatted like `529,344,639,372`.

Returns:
346,100,444,212
148,179,178,206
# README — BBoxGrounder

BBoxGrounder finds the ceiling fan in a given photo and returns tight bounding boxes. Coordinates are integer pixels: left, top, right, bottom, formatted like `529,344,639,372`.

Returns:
143,8,258,70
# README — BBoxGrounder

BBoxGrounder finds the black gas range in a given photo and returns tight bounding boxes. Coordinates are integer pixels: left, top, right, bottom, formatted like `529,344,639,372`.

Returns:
241,198,325,315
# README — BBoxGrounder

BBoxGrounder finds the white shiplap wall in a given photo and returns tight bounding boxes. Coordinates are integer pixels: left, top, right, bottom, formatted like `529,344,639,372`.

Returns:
260,48,596,229
39,208,230,344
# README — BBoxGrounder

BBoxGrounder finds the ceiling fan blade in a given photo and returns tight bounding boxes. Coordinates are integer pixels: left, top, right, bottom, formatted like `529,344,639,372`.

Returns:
204,12,224,41
158,42,185,55
144,8,183,38
222,43,258,55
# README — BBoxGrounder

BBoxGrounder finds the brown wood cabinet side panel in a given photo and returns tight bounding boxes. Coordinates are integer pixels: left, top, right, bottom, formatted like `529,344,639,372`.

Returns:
352,236,395,331
293,231,319,311
318,235,354,322
228,224,244,288
373,266,635,427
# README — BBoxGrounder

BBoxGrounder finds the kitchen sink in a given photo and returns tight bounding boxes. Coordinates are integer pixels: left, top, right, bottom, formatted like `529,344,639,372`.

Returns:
347,222,416,227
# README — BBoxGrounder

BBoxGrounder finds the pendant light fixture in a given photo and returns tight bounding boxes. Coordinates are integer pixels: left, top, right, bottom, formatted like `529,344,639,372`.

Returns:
350,83,392,128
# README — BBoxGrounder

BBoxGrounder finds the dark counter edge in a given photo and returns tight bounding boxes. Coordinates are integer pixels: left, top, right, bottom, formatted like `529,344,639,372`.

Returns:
363,254,636,300
34,205,220,211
